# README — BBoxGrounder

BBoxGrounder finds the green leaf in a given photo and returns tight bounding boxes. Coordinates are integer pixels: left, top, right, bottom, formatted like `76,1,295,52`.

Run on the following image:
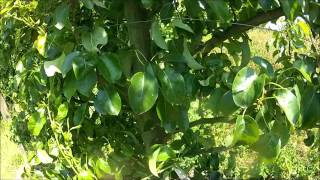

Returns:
280,0,300,21
300,87,320,129
174,167,188,179
97,54,122,83
95,158,112,178
44,53,66,77
252,133,281,161
293,58,315,82
232,115,260,145
184,73,199,98
160,3,174,20
199,74,215,87
150,21,168,50
77,69,97,97
221,71,234,89
252,56,274,77
78,170,95,180
156,97,189,133
73,103,87,126
34,33,47,56
141,0,155,9
45,51,77,76
82,26,108,52
310,9,320,29
232,67,265,108
61,51,80,77
48,141,59,157
63,72,78,100
219,90,239,116
241,39,251,67
72,55,89,80
294,84,301,106
274,89,300,126
63,70,97,99
15,61,24,74
37,150,53,164
205,88,239,115
128,65,159,114
207,0,232,24
182,41,204,70
147,145,175,176
156,98,175,133
175,108,189,132
54,3,69,30
148,147,161,177
271,117,290,147
28,109,46,136
94,88,121,116
259,0,275,10
157,146,175,162
206,53,231,69
184,0,202,17
297,20,312,37
158,67,187,105
92,0,105,8
56,103,68,122
80,0,94,9
172,19,194,33
205,88,225,114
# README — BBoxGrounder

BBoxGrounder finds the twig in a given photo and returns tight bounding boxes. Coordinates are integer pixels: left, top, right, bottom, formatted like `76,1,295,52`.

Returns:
197,8,284,56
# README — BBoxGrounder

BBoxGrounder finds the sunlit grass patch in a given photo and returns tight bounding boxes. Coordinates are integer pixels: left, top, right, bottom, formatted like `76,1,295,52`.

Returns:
0,120,25,179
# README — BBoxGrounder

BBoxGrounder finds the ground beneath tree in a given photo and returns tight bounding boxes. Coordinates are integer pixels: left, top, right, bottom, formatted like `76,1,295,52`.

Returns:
0,120,25,179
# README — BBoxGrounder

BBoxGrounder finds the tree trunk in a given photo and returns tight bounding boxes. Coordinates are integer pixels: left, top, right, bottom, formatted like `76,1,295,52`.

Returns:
123,1,167,149
0,93,10,120
124,0,151,72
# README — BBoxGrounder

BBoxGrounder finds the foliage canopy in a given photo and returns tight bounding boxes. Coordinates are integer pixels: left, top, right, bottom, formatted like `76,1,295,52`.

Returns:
0,0,319,179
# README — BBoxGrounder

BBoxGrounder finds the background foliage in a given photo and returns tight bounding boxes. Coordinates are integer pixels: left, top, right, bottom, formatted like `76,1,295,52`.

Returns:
0,0,319,179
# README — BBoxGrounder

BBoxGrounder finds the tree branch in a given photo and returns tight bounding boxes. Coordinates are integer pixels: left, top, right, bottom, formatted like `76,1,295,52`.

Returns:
197,8,284,56
189,116,235,128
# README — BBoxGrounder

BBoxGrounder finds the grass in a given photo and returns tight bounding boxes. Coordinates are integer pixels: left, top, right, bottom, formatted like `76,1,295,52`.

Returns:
0,120,25,180
247,29,275,61
231,132,320,179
